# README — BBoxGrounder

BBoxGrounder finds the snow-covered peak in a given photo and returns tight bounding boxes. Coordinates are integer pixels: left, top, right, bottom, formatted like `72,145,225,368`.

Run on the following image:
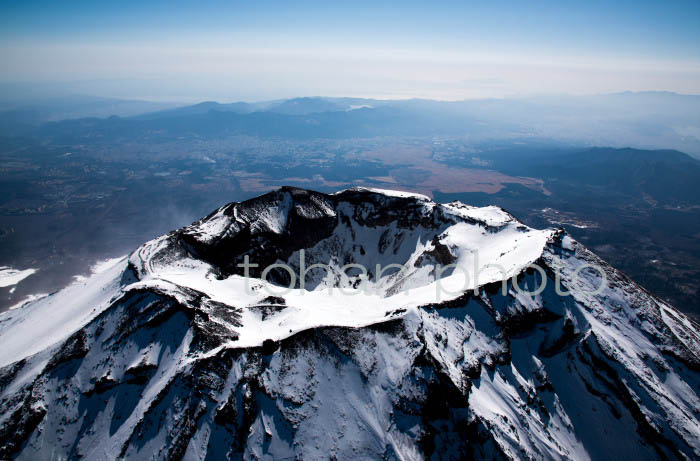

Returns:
124,187,554,350
334,186,432,201
1,187,699,460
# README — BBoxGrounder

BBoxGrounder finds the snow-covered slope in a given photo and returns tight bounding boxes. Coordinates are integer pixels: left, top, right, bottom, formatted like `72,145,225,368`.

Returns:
0,186,698,460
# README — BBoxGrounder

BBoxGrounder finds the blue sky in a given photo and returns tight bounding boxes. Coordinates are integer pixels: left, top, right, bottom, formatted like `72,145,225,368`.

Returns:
1,0,699,101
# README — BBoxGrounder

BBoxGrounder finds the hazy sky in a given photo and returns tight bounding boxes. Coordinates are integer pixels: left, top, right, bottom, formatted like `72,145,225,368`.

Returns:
1,0,700,101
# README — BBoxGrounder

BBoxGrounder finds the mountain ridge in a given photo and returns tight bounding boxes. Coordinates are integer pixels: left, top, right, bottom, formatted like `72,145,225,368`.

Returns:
1,187,699,460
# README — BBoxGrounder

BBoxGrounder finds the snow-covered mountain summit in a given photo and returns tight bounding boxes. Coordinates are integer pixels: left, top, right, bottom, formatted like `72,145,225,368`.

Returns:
1,187,699,460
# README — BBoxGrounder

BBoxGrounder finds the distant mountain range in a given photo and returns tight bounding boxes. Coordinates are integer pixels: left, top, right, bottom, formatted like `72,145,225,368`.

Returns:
2,92,699,156
0,94,178,129
475,146,700,205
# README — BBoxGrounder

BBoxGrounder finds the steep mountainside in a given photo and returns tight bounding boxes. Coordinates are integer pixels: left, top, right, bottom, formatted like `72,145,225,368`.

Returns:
0,187,699,460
